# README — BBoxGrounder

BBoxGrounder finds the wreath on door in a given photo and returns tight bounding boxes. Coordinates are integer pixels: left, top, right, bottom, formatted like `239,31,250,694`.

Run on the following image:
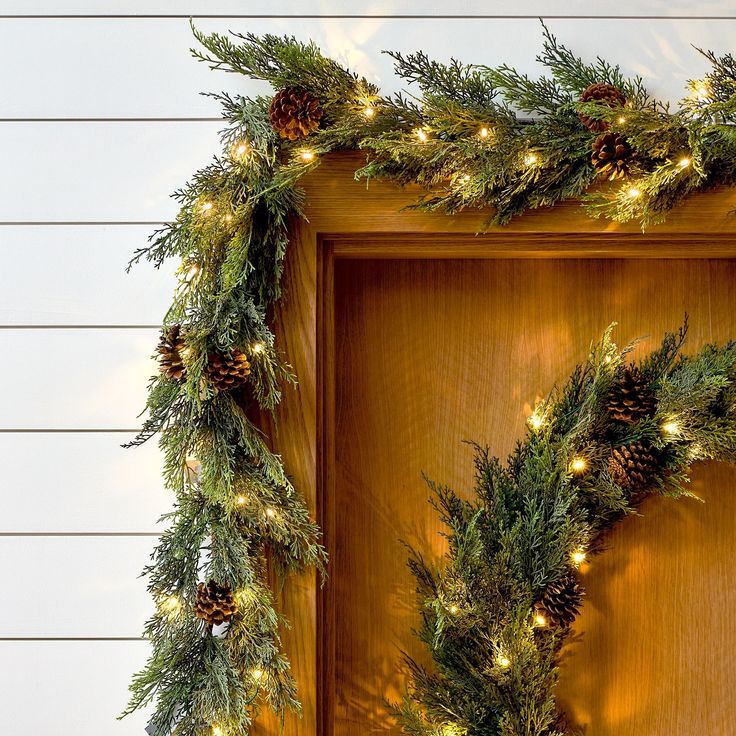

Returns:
122,24,736,736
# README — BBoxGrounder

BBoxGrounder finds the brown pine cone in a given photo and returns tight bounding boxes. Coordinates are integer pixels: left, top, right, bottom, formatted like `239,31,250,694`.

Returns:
157,325,186,381
607,366,657,424
579,82,626,132
195,580,237,626
608,440,658,491
536,574,584,628
592,132,633,179
205,349,251,392
269,87,323,141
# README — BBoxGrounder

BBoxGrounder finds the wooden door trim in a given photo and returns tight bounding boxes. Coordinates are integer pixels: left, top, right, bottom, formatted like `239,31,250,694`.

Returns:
273,154,736,736
326,233,736,259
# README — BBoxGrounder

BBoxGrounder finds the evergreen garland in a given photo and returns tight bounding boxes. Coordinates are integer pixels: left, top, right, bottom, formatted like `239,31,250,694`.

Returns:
122,22,736,735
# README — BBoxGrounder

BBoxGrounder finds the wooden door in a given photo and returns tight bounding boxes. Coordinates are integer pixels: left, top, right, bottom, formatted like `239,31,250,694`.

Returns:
328,255,736,735
265,153,736,736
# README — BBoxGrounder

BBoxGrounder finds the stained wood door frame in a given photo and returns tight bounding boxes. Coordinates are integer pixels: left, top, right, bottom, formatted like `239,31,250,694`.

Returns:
267,151,736,736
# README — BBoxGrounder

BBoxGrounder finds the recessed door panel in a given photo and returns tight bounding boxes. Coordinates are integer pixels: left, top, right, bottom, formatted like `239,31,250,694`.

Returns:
332,257,736,735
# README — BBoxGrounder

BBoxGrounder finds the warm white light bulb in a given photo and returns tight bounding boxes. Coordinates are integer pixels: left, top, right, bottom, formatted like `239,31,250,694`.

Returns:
497,654,511,668
617,116,626,124
252,668,263,681
449,604,459,614
300,150,315,162
524,153,538,166
627,187,641,199
251,342,265,354
363,105,376,118
461,174,471,183
571,457,587,473
663,420,680,435
678,157,691,168
212,727,224,736
479,126,490,139
534,612,547,627
200,201,214,213
415,128,428,142
265,508,276,518
572,550,587,566
236,495,247,505
528,412,544,430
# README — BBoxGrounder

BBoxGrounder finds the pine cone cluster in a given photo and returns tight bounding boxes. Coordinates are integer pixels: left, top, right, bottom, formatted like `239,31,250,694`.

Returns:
206,349,251,392
195,580,237,626
578,82,626,132
592,132,633,179
536,574,584,628
269,87,323,140
157,325,186,381
608,440,658,491
607,366,657,424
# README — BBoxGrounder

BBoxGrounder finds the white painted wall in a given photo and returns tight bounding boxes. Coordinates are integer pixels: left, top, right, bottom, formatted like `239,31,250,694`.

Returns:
1,2,735,733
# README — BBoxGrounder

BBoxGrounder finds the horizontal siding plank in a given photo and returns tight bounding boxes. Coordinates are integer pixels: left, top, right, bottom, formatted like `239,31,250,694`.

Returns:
0,536,152,636
0,18,733,118
0,122,221,221
0,433,169,532
0,1,730,18
0,226,174,324
0,640,151,734
0,328,156,428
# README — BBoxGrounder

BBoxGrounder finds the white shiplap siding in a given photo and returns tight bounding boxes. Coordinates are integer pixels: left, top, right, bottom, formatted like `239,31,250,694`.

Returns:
0,2,734,733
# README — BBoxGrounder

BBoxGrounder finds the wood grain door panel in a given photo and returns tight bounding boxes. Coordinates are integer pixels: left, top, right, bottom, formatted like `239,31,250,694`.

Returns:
329,257,736,735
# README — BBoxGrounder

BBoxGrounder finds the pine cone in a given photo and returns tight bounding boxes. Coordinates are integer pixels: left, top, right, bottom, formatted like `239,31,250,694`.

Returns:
536,574,584,628
195,580,237,626
269,87,323,141
157,325,186,381
579,82,626,132
205,349,251,392
608,440,658,491
591,132,632,179
607,366,657,424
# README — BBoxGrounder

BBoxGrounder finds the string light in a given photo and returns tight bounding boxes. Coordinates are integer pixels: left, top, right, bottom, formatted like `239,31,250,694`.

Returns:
251,668,264,681
460,174,471,183
200,201,214,214
571,457,587,474
533,611,547,627
415,128,429,142
362,105,376,119
627,187,641,199
160,595,181,617
449,604,459,614
232,141,251,160
678,157,691,168
236,495,247,505
300,149,316,162
663,420,680,435
524,152,539,166
692,82,711,102
265,507,277,518
571,549,587,566
184,263,201,282
617,116,626,124
528,411,545,430
496,654,511,668
224,213,233,223
212,727,224,736
251,342,265,354
479,126,490,139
